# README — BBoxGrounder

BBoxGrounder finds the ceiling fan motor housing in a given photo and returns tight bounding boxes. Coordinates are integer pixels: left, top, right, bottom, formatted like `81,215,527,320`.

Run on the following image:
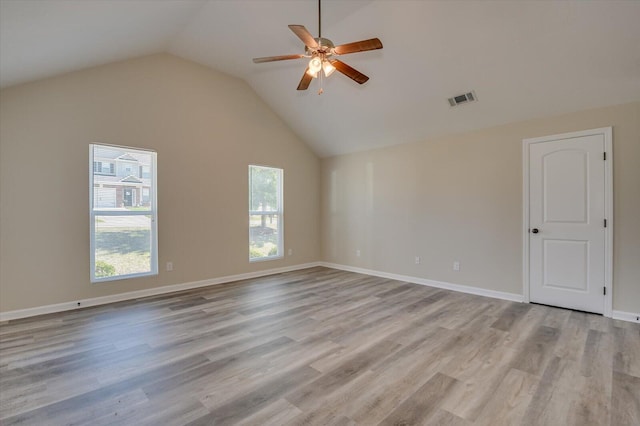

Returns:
306,37,335,57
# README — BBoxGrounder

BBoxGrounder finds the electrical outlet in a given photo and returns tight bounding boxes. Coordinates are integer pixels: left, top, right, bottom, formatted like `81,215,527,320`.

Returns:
166,261,173,271
356,249,361,257
288,248,293,256
453,261,460,271
415,256,421,265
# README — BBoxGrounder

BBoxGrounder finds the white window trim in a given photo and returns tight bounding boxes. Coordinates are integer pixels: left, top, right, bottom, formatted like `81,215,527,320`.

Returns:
90,144,158,282
249,165,284,262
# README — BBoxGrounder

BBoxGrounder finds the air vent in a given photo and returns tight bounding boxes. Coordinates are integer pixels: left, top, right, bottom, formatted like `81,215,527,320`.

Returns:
448,91,477,107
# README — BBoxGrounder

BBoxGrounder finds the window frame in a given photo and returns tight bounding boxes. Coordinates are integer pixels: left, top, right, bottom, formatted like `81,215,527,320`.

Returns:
248,165,284,262
89,143,158,282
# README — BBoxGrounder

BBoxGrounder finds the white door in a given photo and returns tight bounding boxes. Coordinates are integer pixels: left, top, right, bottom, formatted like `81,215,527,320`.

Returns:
527,130,610,314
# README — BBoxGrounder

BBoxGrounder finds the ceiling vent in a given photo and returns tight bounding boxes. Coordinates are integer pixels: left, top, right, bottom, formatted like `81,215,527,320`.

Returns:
448,91,477,107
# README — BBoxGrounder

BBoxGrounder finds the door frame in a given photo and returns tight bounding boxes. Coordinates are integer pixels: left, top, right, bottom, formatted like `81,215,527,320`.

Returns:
522,127,613,317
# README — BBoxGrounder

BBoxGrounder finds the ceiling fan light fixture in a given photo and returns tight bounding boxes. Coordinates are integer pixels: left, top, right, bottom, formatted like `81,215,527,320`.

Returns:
322,60,336,77
308,57,322,74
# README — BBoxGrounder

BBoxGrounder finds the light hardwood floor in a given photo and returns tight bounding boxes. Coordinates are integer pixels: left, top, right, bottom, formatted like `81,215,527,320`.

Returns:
1,267,639,425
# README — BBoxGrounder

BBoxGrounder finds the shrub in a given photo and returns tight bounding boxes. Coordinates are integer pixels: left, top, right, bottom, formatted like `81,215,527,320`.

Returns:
250,247,263,259
268,246,278,256
95,260,116,277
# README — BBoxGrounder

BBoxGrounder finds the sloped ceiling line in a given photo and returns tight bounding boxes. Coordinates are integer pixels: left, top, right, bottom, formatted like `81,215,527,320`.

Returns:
1,0,639,157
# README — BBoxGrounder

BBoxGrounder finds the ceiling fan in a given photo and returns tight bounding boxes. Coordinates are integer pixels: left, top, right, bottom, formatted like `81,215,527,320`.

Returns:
252,0,383,93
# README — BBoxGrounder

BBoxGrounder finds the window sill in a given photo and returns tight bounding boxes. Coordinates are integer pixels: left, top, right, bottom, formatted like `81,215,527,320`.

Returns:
249,255,284,263
91,271,157,283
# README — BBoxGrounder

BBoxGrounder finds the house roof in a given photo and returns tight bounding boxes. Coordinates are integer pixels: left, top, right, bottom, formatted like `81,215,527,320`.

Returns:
94,146,151,165
1,0,639,157
94,175,150,186
117,154,139,162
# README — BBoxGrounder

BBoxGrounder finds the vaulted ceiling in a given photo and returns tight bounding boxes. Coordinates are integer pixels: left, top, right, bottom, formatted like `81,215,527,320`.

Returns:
2,0,639,157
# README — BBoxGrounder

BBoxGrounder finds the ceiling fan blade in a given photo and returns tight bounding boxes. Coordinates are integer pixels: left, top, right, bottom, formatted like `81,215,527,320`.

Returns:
330,60,369,84
253,54,305,63
289,25,319,49
334,38,383,55
297,68,313,90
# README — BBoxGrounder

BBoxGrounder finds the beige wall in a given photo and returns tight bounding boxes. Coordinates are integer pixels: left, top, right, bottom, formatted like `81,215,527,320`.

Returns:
321,102,640,313
0,54,320,312
1,53,637,316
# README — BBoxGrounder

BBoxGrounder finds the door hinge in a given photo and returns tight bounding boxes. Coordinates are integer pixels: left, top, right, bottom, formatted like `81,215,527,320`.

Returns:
603,152,607,160
604,219,607,228
603,287,606,295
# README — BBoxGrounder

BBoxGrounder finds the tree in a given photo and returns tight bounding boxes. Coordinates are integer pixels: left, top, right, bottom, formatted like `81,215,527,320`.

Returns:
250,166,279,228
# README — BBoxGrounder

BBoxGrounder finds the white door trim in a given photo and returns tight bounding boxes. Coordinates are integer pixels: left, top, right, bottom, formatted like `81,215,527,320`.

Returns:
522,127,613,317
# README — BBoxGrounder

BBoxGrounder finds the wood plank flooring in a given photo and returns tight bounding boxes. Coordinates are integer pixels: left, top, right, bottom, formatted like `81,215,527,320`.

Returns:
1,267,638,425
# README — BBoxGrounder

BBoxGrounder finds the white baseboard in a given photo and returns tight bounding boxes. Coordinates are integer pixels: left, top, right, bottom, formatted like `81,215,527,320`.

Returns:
320,262,524,303
0,262,322,322
322,263,640,323
4,261,638,324
612,310,640,323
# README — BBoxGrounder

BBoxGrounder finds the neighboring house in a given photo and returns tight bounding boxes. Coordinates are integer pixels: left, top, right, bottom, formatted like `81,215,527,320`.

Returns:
93,146,152,208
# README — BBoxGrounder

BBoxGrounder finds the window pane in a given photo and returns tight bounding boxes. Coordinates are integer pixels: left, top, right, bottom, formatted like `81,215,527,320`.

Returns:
92,146,152,211
250,166,279,212
249,214,280,259
249,165,282,262
94,215,152,278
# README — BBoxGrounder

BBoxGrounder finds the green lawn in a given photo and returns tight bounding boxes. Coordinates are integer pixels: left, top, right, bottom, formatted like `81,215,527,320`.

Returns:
95,228,151,277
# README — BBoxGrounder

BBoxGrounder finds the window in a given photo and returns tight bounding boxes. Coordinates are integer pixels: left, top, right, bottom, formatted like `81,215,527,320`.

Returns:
142,187,150,205
93,161,115,175
140,165,151,179
249,165,283,261
90,144,157,282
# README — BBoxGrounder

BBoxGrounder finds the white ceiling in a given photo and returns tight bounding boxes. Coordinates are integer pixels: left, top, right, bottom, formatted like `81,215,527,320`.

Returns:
2,0,639,157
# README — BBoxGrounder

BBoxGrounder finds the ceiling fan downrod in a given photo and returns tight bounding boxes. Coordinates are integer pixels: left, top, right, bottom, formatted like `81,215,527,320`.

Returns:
318,0,322,38
317,0,324,95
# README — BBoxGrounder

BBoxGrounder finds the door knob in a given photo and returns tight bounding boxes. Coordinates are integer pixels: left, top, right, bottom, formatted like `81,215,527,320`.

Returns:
532,228,539,234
